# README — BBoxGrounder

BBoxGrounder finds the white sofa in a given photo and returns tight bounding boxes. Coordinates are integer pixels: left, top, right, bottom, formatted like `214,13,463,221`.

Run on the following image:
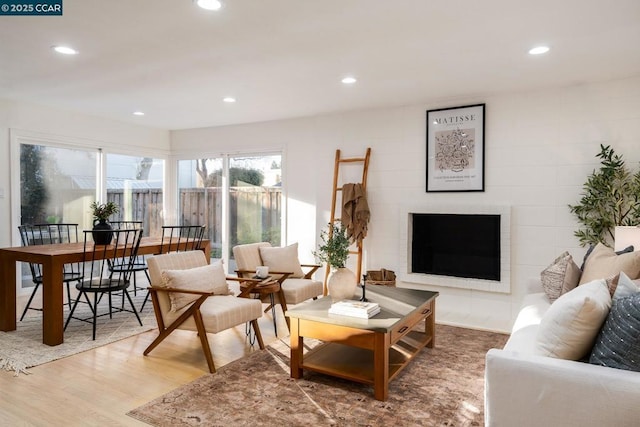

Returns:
485,280,640,427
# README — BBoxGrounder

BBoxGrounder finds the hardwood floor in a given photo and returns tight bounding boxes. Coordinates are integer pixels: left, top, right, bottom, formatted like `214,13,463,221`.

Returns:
0,290,288,426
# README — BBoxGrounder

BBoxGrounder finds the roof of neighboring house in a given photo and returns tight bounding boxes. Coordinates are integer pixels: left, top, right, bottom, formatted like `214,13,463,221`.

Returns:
71,176,163,190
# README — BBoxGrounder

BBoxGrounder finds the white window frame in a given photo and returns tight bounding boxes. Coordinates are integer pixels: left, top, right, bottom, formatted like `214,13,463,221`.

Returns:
9,128,169,294
172,149,286,269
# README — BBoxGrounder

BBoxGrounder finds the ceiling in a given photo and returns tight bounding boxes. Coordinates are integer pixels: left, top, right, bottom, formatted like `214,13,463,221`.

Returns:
1,0,639,131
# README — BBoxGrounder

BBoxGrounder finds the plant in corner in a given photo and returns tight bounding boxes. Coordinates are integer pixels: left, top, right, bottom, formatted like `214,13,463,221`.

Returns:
568,144,640,248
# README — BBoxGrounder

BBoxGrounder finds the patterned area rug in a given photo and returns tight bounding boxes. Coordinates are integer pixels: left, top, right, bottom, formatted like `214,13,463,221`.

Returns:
128,324,508,426
0,292,155,375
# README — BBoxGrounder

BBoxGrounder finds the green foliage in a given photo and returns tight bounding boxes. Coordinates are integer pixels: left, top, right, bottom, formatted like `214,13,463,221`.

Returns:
46,215,60,224
90,201,119,222
314,221,350,268
568,144,640,247
261,227,281,246
206,167,265,187
20,145,48,224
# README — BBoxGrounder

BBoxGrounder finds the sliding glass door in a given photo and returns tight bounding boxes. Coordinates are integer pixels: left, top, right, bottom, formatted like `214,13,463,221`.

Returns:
17,141,166,293
177,158,224,260
20,143,97,230
177,153,282,268
229,154,282,249
105,154,164,237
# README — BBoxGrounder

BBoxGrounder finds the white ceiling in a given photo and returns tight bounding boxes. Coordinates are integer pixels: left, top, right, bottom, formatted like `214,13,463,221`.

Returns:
1,0,639,131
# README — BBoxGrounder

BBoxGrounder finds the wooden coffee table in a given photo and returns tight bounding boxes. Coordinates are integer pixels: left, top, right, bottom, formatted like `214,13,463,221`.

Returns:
286,285,438,401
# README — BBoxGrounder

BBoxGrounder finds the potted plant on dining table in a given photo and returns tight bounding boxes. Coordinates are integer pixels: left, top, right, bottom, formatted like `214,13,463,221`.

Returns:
90,201,119,244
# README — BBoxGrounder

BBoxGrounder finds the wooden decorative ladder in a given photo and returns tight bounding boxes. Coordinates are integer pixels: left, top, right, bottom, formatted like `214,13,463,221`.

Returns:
323,148,372,295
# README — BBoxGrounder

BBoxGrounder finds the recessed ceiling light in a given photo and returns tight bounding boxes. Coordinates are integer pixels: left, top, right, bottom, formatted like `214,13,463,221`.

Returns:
528,46,550,55
133,111,145,116
52,45,78,55
223,97,236,103
341,76,357,84
196,0,222,10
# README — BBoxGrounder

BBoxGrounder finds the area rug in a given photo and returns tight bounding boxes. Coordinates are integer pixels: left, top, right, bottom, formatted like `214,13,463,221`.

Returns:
0,293,155,375
127,324,508,426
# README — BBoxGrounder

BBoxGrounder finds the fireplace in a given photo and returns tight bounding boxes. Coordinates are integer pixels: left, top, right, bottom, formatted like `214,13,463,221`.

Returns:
399,204,510,293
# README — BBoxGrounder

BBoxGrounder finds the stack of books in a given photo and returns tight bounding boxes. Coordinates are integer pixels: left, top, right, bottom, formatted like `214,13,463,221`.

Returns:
328,300,380,319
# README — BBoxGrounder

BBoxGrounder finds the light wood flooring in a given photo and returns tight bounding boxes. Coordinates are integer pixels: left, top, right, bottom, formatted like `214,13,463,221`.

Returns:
0,289,288,426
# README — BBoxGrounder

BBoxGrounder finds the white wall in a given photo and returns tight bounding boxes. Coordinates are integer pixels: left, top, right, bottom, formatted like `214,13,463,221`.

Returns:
170,118,321,264
0,99,171,248
172,75,640,333
2,75,638,332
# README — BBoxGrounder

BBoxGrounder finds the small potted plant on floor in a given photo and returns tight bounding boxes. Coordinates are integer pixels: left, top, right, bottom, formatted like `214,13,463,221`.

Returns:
90,201,119,244
314,221,356,301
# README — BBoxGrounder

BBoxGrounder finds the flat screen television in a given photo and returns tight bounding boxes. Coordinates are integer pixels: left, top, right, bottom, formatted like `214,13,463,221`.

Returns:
411,213,501,281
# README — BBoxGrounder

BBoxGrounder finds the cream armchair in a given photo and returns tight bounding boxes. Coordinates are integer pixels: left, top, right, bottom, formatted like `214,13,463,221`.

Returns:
145,250,264,373
232,242,323,328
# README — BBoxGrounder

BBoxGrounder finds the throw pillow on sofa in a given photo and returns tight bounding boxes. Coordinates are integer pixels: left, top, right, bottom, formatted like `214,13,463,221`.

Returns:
589,277,640,372
611,271,640,300
579,244,634,270
534,279,612,360
540,251,581,302
579,243,640,285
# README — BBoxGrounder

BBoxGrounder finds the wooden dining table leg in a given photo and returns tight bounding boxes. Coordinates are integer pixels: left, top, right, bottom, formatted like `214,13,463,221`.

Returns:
0,254,17,332
41,258,65,346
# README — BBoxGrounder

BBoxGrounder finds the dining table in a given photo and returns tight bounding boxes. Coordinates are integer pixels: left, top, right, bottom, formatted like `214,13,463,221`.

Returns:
0,237,211,346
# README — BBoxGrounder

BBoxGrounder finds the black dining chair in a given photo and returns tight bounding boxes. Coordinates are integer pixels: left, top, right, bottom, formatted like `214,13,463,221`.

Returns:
159,225,206,253
18,223,83,321
127,224,206,311
107,221,150,299
64,228,144,340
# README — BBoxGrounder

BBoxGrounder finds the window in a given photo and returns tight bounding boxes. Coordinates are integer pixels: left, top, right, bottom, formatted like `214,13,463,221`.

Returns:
16,137,166,294
178,158,223,260
20,143,97,230
105,154,164,237
229,154,282,249
177,153,282,268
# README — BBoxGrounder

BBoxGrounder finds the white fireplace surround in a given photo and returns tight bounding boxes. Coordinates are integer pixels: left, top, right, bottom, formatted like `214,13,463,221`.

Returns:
399,204,511,294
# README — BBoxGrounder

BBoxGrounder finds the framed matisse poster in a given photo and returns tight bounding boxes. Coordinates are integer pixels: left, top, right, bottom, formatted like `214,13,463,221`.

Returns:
426,103,485,192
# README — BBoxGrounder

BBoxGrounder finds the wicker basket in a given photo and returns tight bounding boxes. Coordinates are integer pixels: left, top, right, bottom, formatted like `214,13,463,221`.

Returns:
364,269,396,286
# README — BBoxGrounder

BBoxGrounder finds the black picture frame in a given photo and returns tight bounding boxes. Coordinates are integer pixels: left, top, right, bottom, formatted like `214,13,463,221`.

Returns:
426,103,485,192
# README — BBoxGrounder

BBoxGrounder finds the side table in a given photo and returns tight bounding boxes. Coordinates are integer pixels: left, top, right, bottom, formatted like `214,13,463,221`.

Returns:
240,278,281,335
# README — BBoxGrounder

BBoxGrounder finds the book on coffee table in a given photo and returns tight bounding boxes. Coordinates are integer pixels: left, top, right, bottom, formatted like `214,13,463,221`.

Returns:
328,300,380,318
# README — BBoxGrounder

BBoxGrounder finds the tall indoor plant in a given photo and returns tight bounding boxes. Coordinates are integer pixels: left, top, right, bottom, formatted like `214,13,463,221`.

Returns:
90,201,119,244
315,221,356,301
568,144,640,247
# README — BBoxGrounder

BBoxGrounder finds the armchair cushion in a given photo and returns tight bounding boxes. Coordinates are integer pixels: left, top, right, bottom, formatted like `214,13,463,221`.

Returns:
259,243,305,278
281,278,324,304
160,261,231,312
164,294,263,334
